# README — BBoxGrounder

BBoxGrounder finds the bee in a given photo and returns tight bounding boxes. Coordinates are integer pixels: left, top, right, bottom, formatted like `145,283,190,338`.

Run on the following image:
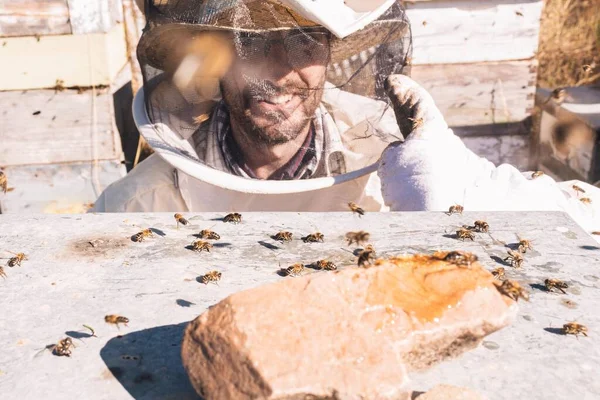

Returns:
302,232,324,243
345,231,370,246
517,238,533,253
174,213,189,229
563,322,588,337
495,279,529,302
592,231,600,235
515,10,524,16
531,171,544,179
456,227,475,241
491,267,506,280
0,171,7,194
348,202,365,217
49,337,75,357
198,229,220,240
446,204,464,215
105,315,129,328
545,278,568,294
284,263,305,277
551,88,567,103
315,260,337,271
200,270,222,285
133,228,154,242
408,117,424,130
7,252,27,267
272,231,293,243
0,266,6,279
504,250,524,268
472,220,489,233
358,244,376,267
191,240,212,252
572,184,586,196
580,197,592,205
439,250,478,267
223,213,242,224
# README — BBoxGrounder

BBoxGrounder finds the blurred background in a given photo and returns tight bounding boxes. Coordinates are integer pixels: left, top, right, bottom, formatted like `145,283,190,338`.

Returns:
0,0,598,214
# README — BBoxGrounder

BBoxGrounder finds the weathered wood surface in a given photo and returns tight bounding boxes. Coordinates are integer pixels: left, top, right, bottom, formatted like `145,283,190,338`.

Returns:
406,0,544,65
0,89,123,166
0,0,71,37
0,212,599,399
67,0,123,34
0,160,126,213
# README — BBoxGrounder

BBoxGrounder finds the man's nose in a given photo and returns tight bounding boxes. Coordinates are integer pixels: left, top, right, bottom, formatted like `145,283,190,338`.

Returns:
264,41,295,80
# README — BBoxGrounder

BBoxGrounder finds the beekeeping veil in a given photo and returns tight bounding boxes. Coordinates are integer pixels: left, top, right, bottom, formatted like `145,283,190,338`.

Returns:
134,0,412,193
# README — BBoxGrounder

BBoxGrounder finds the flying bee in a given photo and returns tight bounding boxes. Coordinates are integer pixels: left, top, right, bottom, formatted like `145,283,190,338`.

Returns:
472,220,489,233
545,278,568,294
0,171,7,194
563,322,588,337
272,231,293,243
456,227,475,241
517,238,533,253
284,263,305,277
200,270,222,285
223,213,242,224
438,250,478,267
572,184,586,196
345,231,370,246
358,244,376,267
133,228,154,242
302,232,324,243
580,197,592,205
531,171,544,179
491,267,505,280
446,204,464,215
315,260,337,271
348,202,365,217
0,266,6,279
105,315,129,328
191,240,212,252
48,337,75,357
198,229,220,240
495,279,529,302
174,213,189,229
504,250,524,269
7,252,27,267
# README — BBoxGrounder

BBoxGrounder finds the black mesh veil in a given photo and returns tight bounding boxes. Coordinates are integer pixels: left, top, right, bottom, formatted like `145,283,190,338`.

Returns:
136,0,412,180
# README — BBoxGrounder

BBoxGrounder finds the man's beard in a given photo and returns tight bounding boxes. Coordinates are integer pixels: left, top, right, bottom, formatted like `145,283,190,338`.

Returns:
221,76,324,146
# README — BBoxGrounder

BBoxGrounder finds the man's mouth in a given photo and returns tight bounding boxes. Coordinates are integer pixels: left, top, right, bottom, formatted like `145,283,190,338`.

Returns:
256,93,294,105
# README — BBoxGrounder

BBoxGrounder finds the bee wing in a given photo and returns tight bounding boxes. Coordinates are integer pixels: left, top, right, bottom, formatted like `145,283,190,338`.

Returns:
150,228,167,237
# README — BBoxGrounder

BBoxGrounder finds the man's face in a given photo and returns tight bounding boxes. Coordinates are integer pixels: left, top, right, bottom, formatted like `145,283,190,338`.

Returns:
221,29,330,145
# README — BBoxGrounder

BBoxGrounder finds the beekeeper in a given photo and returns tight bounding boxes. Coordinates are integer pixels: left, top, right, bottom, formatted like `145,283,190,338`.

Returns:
92,0,600,235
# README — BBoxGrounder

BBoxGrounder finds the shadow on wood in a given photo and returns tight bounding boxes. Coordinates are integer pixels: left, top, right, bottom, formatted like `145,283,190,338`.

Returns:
100,322,199,400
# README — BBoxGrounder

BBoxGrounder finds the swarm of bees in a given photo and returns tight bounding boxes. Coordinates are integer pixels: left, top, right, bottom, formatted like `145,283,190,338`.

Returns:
174,213,189,228
563,322,588,337
491,267,505,280
198,229,220,240
191,240,212,252
0,170,7,194
105,315,129,328
200,270,222,285
315,260,337,271
223,213,242,224
283,263,305,277
272,231,293,243
495,279,529,302
438,250,478,267
504,250,524,269
302,232,324,243
357,245,376,267
7,252,27,267
456,227,475,241
545,278,568,294
447,204,464,215
345,231,370,246
133,228,154,242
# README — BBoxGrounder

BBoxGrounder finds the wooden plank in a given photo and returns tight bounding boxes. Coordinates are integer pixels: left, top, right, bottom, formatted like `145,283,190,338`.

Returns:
67,0,123,34
0,160,126,213
0,0,71,37
406,0,543,64
0,23,128,90
0,89,123,166
411,59,538,128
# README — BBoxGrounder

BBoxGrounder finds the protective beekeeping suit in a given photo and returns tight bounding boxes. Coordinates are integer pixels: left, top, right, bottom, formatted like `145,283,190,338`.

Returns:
92,0,600,238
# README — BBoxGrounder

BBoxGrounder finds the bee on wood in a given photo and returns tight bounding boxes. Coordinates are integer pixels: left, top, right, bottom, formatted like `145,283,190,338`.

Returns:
7,252,27,267
0,171,7,194
49,337,75,357
495,279,529,302
315,260,337,271
531,171,544,179
472,220,489,233
408,117,424,130
545,278,568,294
223,213,242,224
105,315,129,328
284,263,305,277
563,322,588,337
358,245,376,267
272,231,293,243
198,229,220,240
572,184,586,196
491,267,505,280
302,232,324,243
345,231,370,246
0,266,6,279
348,202,365,217
504,250,524,268
456,227,475,241
133,228,154,242
580,197,592,205
174,213,189,229
517,238,533,253
191,240,212,252
446,204,464,215
440,250,478,267
200,270,222,285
